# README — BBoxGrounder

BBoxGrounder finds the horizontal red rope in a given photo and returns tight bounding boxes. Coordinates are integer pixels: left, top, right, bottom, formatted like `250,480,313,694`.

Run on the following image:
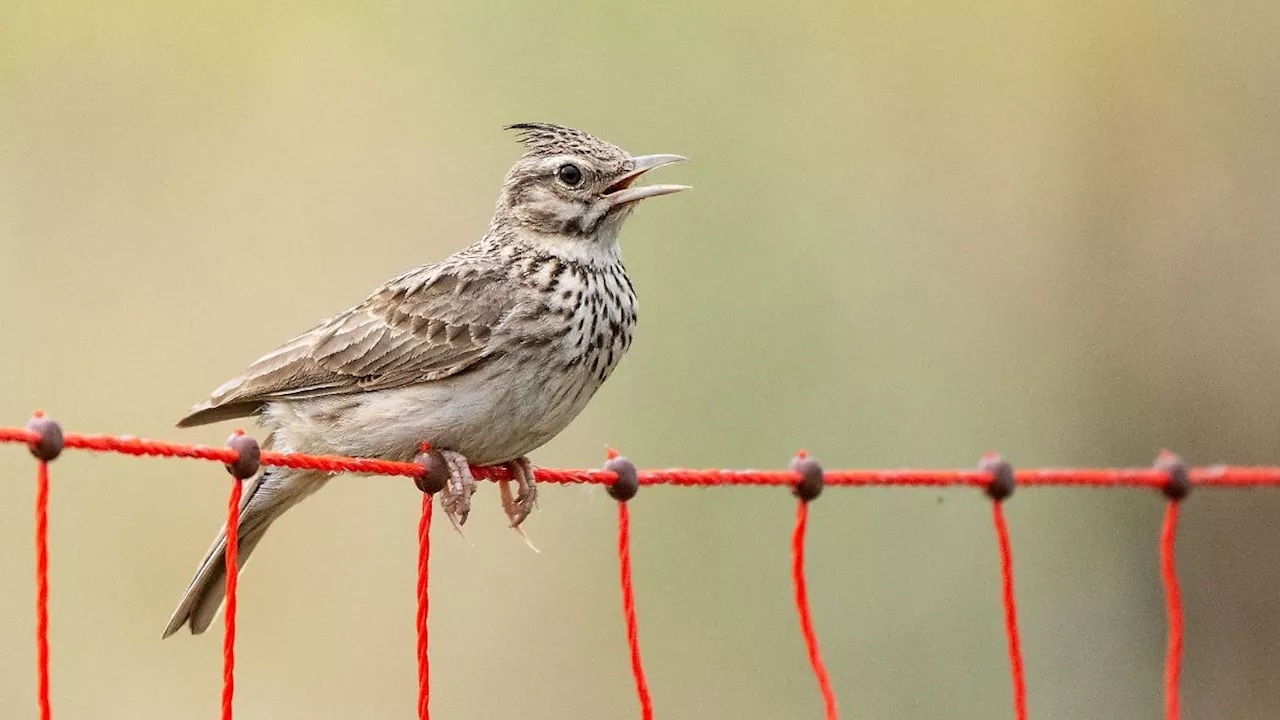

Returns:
4,425,1280,489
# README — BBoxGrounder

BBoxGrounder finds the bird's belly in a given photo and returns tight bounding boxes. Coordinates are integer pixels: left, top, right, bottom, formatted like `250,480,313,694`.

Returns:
265,356,604,466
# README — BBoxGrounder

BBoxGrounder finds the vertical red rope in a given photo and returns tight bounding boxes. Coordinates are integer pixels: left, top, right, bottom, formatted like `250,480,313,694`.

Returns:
617,502,653,720
417,494,432,720
35,460,51,720
991,501,1027,720
222,479,241,720
1160,502,1183,720
792,500,838,719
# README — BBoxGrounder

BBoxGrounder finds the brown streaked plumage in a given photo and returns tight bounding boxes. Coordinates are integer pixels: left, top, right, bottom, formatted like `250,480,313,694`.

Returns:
163,123,688,638
177,260,512,426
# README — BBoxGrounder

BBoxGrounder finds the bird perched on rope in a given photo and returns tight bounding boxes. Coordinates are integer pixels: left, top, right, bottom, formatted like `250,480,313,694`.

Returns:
163,123,688,637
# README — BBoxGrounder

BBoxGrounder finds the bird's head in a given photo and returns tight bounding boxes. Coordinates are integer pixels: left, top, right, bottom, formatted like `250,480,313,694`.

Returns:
493,123,688,252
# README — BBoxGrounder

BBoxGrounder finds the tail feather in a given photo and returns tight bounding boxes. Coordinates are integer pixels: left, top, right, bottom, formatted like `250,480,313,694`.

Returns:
162,466,329,638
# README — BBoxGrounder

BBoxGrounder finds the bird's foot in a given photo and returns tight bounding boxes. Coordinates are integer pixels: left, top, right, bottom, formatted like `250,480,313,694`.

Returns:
500,456,539,552
437,449,477,534
500,456,538,528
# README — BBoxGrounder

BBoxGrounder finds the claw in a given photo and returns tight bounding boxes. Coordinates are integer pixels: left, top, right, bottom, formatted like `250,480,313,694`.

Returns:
443,501,466,538
437,449,477,536
501,457,538,529
499,479,516,523
513,524,540,553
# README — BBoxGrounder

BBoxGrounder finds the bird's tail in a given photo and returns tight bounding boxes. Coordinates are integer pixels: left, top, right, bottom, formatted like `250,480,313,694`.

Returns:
162,465,329,638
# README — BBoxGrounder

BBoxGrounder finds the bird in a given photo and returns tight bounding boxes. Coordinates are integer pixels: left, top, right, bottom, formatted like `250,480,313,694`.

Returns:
162,123,688,638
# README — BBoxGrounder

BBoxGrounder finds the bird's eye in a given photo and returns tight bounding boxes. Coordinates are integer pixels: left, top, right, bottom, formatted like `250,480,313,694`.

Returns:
557,163,583,187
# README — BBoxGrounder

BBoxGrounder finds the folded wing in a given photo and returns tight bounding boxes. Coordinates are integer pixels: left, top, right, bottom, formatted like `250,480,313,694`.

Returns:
178,262,513,427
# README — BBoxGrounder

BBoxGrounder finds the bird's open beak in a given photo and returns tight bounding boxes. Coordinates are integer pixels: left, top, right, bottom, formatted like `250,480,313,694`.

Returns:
604,154,690,206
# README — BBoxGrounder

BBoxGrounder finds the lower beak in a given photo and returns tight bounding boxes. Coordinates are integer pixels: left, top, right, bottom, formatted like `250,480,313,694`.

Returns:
605,154,690,207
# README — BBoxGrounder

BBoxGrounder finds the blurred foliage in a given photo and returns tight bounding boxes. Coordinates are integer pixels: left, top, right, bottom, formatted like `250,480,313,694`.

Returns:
2,1,1279,718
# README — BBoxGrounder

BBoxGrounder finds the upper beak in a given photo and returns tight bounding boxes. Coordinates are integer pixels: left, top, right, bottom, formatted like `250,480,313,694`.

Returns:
604,154,690,206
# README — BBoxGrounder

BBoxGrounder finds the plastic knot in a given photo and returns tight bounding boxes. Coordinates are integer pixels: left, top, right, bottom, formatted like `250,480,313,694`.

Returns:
981,453,1015,501
605,455,639,502
789,454,824,502
26,415,64,462
1155,450,1190,501
413,448,449,495
224,433,261,480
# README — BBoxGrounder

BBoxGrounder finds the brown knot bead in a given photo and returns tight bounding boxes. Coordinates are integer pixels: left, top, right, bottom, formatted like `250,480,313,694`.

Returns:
413,449,449,495
225,433,261,480
26,416,64,462
1155,451,1190,501
981,455,1015,501
789,456,824,502
605,456,639,502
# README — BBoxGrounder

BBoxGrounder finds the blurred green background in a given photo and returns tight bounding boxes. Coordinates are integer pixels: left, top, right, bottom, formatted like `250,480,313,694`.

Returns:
3,2,1279,718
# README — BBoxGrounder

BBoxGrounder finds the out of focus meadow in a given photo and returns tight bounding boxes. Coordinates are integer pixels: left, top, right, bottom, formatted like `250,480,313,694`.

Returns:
2,2,1279,718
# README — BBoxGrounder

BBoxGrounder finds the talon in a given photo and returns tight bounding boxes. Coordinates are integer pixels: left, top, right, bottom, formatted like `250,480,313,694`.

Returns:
501,457,538,529
513,524,540,553
441,492,465,536
437,449,476,534
500,479,517,523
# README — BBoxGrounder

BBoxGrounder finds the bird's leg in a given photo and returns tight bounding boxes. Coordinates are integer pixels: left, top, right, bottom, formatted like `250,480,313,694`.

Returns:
499,456,537,528
437,449,476,534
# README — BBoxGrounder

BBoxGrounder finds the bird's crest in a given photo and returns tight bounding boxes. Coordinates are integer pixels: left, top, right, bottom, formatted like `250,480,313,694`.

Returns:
506,123,626,163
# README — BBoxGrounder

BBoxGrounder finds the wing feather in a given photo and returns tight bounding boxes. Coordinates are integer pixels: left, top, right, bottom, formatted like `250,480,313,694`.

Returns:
177,261,514,427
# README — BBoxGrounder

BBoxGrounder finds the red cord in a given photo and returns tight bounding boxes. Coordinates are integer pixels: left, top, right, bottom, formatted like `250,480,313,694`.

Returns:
223,478,241,720
35,460,51,720
792,501,838,719
617,503,653,720
992,501,1027,720
417,494,432,720
5,425,1280,489
1160,502,1183,720
9,422,1280,719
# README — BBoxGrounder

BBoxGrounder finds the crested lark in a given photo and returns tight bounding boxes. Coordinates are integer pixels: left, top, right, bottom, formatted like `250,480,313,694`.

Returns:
163,123,687,637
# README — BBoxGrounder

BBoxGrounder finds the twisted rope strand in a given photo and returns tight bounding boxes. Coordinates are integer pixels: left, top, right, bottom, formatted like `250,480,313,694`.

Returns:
8,422,1280,720
417,495,433,720
35,460,51,720
793,501,838,719
222,479,242,720
617,503,653,720
4,426,1280,488
1161,502,1184,720
992,502,1027,720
